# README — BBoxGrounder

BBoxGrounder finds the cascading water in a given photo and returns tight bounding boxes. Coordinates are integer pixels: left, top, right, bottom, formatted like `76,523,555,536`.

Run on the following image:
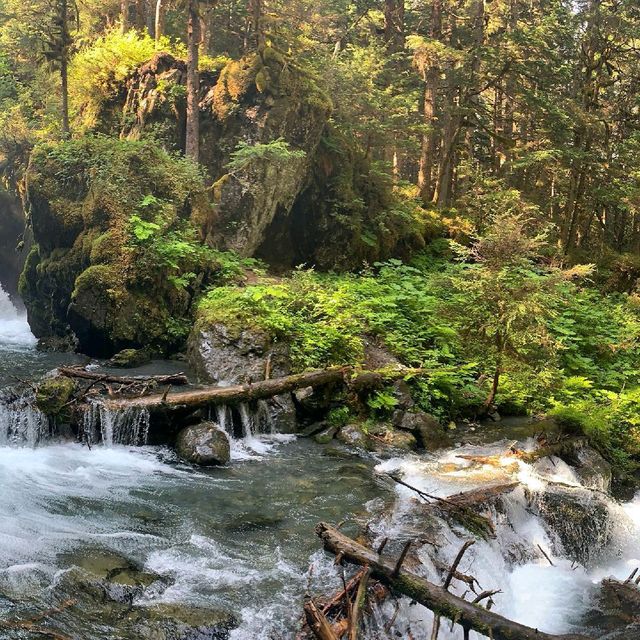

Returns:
214,400,295,460
361,440,640,639
0,283,36,349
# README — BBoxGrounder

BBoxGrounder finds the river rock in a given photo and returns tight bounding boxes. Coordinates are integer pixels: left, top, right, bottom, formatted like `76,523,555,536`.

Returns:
176,422,231,466
58,549,164,605
574,445,612,493
536,487,612,565
109,348,151,368
336,424,368,448
130,603,237,640
393,409,445,450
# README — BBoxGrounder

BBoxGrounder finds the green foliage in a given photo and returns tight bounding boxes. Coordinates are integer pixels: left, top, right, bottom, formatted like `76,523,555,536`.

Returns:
226,138,306,173
69,29,185,131
551,390,640,475
367,389,399,416
327,406,351,428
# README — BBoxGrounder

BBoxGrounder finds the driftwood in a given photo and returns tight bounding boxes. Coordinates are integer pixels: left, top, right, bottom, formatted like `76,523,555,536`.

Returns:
316,523,590,640
387,473,519,538
57,366,189,386
104,367,422,412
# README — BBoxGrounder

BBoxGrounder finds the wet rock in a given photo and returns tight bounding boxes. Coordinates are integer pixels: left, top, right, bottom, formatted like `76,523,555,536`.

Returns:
314,425,338,444
109,348,151,368
384,428,417,452
393,410,445,450
176,422,231,466
35,377,75,417
129,603,237,640
293,385,343,421
263,394,297,434
536,488,612,565
574,446,612,493
336,424,367,448
391,380,415,411
58,549,164,605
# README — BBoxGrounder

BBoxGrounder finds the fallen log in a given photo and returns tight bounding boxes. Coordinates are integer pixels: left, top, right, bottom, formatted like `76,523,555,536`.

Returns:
103,367,421,412
57,367,189,386
316,523,590,640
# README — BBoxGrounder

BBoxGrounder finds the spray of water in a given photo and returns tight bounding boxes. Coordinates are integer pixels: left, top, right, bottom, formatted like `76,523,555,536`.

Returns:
0,283,36,348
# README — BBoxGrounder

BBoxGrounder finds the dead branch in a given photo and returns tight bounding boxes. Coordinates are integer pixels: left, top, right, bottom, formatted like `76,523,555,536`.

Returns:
315,522,590,640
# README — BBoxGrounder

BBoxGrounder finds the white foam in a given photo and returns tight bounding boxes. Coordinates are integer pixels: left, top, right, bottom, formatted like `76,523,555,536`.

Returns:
0,284,36,348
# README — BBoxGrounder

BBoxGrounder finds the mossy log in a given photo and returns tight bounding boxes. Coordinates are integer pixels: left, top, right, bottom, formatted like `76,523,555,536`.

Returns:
315,523,590,640
104,367,422,412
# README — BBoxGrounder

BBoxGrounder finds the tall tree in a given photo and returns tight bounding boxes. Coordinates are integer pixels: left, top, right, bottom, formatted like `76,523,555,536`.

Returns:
185,0,201,161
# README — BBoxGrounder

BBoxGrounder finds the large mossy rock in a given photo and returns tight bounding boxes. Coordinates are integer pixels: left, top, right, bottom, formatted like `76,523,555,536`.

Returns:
123,49,331,258
20,137,213,357
121,50,430,270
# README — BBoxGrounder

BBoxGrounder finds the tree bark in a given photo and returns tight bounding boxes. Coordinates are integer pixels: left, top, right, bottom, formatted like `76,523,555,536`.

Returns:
417,0,442,204
384,0,405,52
315,523,590,640
155,0,165,43
185,0,201,162
121,0,131,32
57,367,189,386
103,367,425,412
60,0,71,139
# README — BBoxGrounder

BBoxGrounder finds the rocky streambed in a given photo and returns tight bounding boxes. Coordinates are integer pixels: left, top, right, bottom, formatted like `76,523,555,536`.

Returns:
1,288,640,640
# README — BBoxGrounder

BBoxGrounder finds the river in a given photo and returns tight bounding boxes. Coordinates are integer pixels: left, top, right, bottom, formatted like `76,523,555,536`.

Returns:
0,283,639,639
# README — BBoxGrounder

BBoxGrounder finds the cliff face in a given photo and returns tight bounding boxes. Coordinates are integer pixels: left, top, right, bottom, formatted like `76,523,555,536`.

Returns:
121,49,331,257
20,138,213,356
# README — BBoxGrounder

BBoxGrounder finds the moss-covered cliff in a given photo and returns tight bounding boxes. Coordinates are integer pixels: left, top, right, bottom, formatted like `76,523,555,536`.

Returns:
20,137,216,355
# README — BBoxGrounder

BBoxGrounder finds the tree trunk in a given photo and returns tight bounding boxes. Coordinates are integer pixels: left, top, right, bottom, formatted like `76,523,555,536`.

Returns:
135,0,146,30
384,0,405,52
417,0,442,203
60,0,70,138
104,367,426,412
315,523,590,640
185,0,201,162
121,0,130,32
155,0,165,43
248,0,264,49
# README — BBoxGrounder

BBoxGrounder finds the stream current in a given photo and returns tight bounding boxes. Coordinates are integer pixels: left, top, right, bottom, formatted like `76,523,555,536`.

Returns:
0,282,639,639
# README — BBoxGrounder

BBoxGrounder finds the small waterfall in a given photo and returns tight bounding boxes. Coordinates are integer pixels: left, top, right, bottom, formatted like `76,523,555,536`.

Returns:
81,402,150,447
213,401,292,460
0,395,49,446
0,283,36,348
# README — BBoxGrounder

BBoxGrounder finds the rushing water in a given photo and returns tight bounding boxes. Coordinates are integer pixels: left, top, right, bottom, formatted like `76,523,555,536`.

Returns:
0,284,639,639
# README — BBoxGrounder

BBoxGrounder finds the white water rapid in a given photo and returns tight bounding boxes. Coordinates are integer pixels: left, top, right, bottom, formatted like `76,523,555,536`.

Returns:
365,441,640,639
0,283,36,349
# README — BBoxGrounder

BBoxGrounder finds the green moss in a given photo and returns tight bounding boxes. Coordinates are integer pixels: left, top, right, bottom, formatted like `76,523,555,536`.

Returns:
22,136,222,356
36,378,76,418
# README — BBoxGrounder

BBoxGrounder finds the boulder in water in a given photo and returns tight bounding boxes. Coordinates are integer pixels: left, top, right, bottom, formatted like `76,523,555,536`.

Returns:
393,409,446,450
35,377,75,418
109,348,151,368
176,422,231,466
130,603,237,640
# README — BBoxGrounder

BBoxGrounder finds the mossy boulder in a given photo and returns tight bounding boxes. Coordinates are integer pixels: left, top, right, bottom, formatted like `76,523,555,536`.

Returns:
35,377,76,418
20,137,214,357
108,348,151,368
